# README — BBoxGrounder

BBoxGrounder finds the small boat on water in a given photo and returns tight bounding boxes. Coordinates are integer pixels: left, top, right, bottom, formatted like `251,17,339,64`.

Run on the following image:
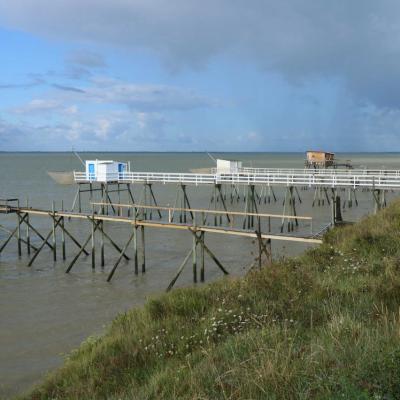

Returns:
47,171,74,185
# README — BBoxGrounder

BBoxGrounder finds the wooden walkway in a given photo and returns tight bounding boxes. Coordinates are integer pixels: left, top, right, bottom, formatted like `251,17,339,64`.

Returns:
74,170,400,189
0,201,321,290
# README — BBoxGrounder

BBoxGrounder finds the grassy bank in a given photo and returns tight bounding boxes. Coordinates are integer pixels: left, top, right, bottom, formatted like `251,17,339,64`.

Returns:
24,202,400,399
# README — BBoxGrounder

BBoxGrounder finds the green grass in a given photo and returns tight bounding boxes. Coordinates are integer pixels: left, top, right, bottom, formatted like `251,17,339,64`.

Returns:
23,202,400,399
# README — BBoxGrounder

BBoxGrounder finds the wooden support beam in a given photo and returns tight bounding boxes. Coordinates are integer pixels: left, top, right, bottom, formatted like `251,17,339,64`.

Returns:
0,225,18,254
28,218,62,267
217,184,231,223
90,202,312,221
51,202,57,262
133,225,138,274
166,247,194,292
192,232,197,283
148,184,162,219
88,218,130,260
200,231,205,282
100,221,105,267
49,214,89,256
16,211,22,256
91,211,96,269
182,185,194,220
0,214,28,254
23,218,55,251
26,199,31,255
141,225,146,273
105,184,116,214
107,230,135,281
256,230,272,268
70,187,79,213
11,207,321,243
65,220,101,273
0,222,38,252
188,229,229,275
78,185,82,213
61,216,66,260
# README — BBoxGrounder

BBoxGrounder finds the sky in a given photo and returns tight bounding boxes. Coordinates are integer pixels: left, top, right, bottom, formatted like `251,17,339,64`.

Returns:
0,1,400,151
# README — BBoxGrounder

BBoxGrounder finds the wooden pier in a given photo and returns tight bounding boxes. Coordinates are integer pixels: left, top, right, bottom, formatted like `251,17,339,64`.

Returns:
0,200,320,291
69,166,400,226
3,167,396,290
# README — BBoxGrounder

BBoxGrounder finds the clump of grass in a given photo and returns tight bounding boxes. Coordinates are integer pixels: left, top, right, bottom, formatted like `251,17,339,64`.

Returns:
23,202,400,399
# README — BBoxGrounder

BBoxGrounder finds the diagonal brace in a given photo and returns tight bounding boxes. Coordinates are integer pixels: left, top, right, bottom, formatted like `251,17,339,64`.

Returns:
49,214,89,256
189,229,229,275
106,230,135,282
65,220,101,273
28,217,62,266
87,217,130,260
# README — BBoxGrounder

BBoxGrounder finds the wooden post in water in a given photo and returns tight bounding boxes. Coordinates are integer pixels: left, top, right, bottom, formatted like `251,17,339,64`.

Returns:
117,182,121,216
192,230,197,283
133,207,138,275
141,225,146,273
16,208,22,257
133,225,138,275
91,208,95,269
100,221,105,267
78,186,82,213
52,201,57,261
61,200,66,260
26,198,31,255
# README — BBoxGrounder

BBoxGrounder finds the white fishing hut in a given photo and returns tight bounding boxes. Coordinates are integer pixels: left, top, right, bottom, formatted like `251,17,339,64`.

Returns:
216,159,242,174
85,160,130,182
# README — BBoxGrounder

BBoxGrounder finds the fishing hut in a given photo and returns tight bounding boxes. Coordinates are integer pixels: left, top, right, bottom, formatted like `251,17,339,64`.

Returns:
216,159,242,174
72,159,135,214
305,151,336,168
85,160,130,181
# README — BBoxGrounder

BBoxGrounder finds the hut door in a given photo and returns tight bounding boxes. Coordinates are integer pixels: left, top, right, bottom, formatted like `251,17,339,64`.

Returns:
88,163,95,180
118,163,125,179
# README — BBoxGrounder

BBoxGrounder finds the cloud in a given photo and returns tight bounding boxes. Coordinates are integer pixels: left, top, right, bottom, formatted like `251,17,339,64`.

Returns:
51,83,86,93
11,98,79,115
1,1,400,108
85,78,216,112
66,49,106,68
0,77,44,90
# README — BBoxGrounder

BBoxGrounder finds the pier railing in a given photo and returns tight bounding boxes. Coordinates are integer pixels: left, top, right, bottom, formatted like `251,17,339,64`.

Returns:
74,171,400,189
237,167,400,176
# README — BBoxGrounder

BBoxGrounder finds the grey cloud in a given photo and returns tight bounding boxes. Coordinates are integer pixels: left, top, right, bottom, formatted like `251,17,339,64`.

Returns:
0,1,399,108
51,83,86,93
66,50,106,68
84,79,214,111
43,66,92,80
0,77,44,89
11,99,79,115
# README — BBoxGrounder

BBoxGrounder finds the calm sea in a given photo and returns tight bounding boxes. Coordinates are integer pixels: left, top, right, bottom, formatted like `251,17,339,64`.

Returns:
1,152,399,397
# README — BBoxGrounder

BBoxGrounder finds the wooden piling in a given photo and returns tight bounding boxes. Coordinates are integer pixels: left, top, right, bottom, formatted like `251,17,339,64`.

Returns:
25,198,30,255
141,225,146,273
100,221,105,267
91,208,96,269
16,211,22,257
52,201,57,261
200,232,205,282
78,186,82,213
61,200,66,260
133,225,138,275
192,231,197,283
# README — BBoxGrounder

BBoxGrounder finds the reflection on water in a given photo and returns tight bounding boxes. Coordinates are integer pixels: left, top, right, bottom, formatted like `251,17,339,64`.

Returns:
1,152,399,397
